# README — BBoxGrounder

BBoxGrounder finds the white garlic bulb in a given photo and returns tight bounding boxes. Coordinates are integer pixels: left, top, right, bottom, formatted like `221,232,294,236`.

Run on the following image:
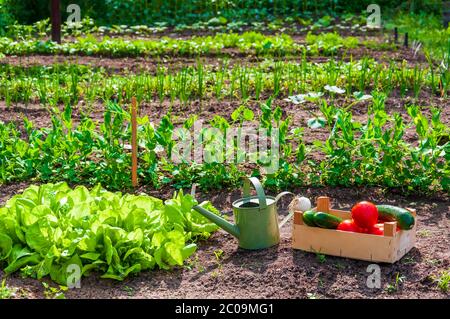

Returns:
290,196,312,212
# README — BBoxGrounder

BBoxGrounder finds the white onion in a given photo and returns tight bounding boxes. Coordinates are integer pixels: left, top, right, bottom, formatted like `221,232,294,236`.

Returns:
290,196,312,212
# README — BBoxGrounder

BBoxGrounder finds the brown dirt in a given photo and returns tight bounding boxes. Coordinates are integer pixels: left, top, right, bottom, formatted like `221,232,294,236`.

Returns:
0,43,427,75
0,183,448,299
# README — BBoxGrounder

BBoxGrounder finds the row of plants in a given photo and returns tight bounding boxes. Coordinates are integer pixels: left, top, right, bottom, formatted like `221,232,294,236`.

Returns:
2,15,367,39
1,57,448,108
1,95,448,193
0,182,220,284
2,13,448,63
0,31,366,58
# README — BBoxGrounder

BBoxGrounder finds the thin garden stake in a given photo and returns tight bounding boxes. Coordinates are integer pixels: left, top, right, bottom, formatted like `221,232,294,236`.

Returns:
131,97,138,187
394,27,398,44
404,32,409,48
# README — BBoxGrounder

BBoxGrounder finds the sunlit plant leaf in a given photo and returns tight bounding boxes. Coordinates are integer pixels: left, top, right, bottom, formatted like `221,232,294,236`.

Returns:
353,91,373,100
307,117,327,129
324,85,346,94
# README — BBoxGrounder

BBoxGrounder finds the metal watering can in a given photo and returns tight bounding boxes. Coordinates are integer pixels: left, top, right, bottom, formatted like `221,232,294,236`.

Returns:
193,177,295,250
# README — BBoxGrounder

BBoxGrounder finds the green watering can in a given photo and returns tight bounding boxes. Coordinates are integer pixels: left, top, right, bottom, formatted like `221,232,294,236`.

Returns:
193,177,296,250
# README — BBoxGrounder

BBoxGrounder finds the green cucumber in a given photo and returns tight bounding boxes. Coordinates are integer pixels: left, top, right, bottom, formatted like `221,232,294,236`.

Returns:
376,205,415,230
302,210,317,227
313,212,343,229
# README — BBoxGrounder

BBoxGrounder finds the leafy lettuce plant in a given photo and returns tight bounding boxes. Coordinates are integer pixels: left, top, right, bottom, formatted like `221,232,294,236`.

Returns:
0,183,220,284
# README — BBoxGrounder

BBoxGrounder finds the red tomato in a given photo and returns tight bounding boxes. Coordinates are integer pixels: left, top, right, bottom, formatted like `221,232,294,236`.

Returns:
368,224,384,236
351,201,379,229
337,219,363,233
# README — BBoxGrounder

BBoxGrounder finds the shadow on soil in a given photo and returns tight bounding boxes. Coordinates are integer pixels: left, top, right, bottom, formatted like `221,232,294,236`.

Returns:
291,246,426,298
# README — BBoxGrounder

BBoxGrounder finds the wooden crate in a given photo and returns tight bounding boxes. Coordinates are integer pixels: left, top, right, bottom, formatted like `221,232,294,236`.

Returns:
292,196,416,263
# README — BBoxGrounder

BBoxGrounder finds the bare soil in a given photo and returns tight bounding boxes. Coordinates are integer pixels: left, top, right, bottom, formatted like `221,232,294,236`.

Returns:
0,183,448,299
0,43,427,75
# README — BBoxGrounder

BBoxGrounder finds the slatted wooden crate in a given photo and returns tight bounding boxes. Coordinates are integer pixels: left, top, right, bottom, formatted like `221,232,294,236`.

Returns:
292,197,416,263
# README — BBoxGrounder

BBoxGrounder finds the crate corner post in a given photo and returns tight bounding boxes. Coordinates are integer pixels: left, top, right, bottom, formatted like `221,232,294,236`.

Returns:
316,196,330,213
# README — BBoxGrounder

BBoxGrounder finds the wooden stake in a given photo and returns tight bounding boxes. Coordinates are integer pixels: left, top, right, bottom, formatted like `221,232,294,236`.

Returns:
394,27,398,44
51,0,61,44
404,32,409,48
131,97,138,187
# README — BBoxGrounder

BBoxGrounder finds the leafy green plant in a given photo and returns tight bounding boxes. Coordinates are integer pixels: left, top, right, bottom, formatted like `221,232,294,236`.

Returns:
0,278,13,299
315,252,326,264
385,272,405,294
42,282,67,299
434,270,450,293
0,183,220,284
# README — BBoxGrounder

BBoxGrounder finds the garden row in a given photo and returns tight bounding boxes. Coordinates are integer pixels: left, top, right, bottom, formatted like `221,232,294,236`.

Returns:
3,15,368,39
0,57,448,108
0,32,369,58
1,96,448,192
2,14,448,61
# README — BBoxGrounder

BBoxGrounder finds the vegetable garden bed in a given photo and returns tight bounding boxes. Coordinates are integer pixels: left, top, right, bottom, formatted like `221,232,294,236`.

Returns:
0,184,448,299
0,10,448,299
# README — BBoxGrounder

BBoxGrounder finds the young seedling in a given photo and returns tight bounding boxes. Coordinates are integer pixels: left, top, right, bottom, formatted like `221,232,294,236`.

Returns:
123,285,135,296
416,229,431,238
434,271,449,293
401,256,416,265
42,282,68,299
306,292,319,299
385,272,405,294
316,252,327,264
0,279,14,299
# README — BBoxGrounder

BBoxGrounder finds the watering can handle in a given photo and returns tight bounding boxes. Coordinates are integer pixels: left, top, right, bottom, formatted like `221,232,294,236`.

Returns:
275,191,296,229
242,177,267,210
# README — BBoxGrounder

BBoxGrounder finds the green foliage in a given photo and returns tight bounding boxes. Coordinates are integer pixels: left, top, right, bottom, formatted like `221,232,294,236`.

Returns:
0,1,13,33
0,278,13,299
386,13,450,62
2,0,442,26
0,91,448,193
435,270,450,293
0,32,302,57
306,32,359,55
42,282,67,299
385,272,405,294
0,183,220,284
0,57,446,108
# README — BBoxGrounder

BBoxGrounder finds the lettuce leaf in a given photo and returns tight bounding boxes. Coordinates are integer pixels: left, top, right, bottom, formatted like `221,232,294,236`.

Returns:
0,183,220,284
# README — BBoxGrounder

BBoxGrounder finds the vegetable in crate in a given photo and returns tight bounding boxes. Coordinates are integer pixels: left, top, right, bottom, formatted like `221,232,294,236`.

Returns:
337,219,363,233
368,223,384,236
312,212,343,229
351,201,378,229
302,210,317,227
376,205,415,230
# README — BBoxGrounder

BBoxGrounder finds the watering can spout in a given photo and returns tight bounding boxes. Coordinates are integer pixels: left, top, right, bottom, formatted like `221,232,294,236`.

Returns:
193,205,240,239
